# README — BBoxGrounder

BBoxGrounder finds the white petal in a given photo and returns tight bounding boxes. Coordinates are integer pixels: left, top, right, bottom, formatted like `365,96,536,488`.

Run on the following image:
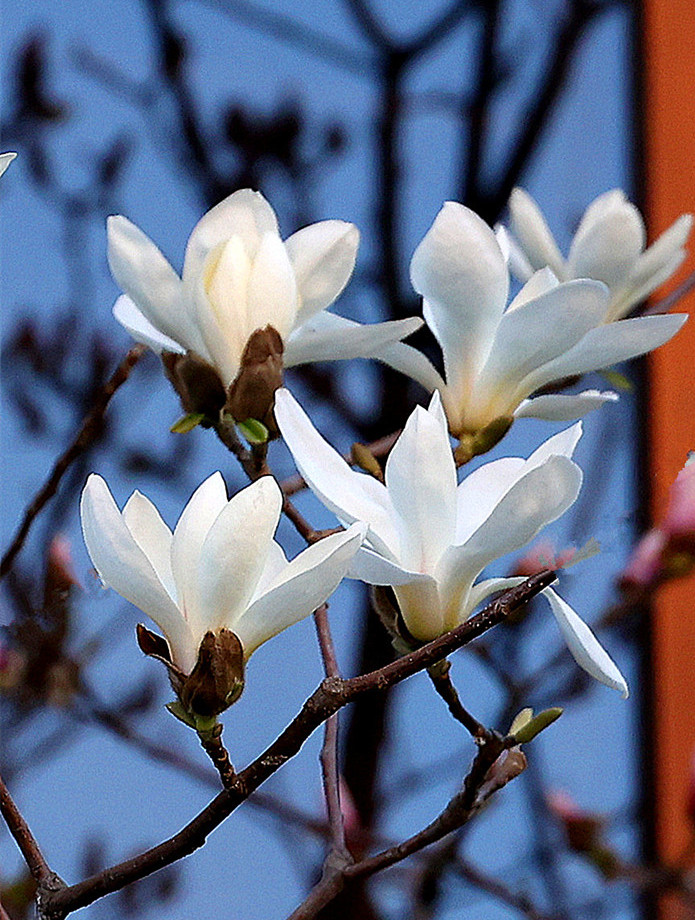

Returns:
234,523,365,658
348,546,432,586
567,197,645,287
123,491,176,601
171,472,229,638
507,188,566,279
497,224,535,282
542,587,628,697
285,220,359,324
106,216,196,350
369,339,445,393
520,313,688,393
250,540,289,604
455,457,526,545
197,476,283,632
80,475,195,671
608,250,686,322
193,252,243,385
525,421,583,464
410,202,509,405
385,404,457,571
628,214,692,289
438,457,582,622
507,267,559,313
274,388,399,557
113,295,186,355
514,390,619,420
183,189,279,281
470,279,609,416
284,311,422,366
0,152,17,177
465,575,527,617
247,231,298,340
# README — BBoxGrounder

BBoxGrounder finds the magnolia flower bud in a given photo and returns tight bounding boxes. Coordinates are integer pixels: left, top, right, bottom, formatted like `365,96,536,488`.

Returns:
162,351,227,423
225,325,284,431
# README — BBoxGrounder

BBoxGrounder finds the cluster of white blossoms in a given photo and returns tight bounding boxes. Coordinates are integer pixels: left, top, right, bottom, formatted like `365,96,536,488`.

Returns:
78,183,691,718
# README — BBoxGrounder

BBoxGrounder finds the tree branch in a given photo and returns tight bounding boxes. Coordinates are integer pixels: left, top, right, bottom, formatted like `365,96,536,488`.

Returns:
1,345,146,579
0,774,63,892
39,571,554,917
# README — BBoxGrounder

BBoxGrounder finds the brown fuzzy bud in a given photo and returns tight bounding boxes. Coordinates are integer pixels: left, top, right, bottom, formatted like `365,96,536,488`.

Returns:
180,629,245,718
162,351,227,423
226,326,284,434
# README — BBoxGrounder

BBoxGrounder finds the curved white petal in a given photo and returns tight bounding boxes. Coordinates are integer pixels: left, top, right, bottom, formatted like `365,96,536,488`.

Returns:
542,587,628,697
568,198,646,288
107,216,196,349
385,403,456,571
464,575,527,618
247,231,298,340
368,339,445,394
410,202,509,404
285,311,423,366
197,476,283,633
455,458,526,545
113,295,186,355
514,390,619,420
250,540,289,605
193,250,245,385
0,152,17,177
393,577,445,641
525,421,583,464
235,523,365,658
183,189,279,281
171,473,229,637
438,457,582,624
123,491,176,601
274,389,398,557
520,313,687,394
507,188,566,279
628,214,692,289
348,546,432,586
608,251,687,322
507,267,559,313
285,220,359,324
470,280,609,416
80,475,195,671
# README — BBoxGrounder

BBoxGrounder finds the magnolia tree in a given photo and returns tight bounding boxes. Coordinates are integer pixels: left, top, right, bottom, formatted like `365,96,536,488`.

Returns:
2,3,695,919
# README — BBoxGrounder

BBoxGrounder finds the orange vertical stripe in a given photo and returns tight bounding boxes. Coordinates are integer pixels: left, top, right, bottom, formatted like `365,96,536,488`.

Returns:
644,1,695,916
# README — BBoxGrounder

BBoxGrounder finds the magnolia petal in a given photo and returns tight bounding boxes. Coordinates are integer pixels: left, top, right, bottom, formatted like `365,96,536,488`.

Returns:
247,231,298,340
507,267,559,313
113,295,186,355
543,587,629,697
205,236,253,355
183,189,279,281
471,279,609,413
353,338,445,394
250,540,289,605
171,472,229,637
385,403,457,571
80,475,195,671
410,202,509,403
438,457,582,614
608,250,687,322
285,220,359,324
514,390,619,420
0,152,17,177
274,389,398,557
348,545,432,586
455,458,526,545
235,523,365,658
497,224,535,282
520,313,687,394
507,188,566,279
284,311,422,366
192,258,241,385
568,198,646,288
464,575,528,618
123,491,176,601
393,577,445,641
107,216,194,348
198,476,283,633
455,424,583,545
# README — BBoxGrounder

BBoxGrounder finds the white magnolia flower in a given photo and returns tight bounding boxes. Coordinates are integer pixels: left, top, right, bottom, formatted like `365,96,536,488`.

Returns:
275,387,628,697
0,153,16,178
380,202,686,438
502,187,692,323
108,189,421,387
81,472,365,675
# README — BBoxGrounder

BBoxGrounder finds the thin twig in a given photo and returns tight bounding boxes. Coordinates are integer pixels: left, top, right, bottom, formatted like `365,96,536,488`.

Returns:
427,661,486,740
0,774,62,890
1,345,146,579
39,572,554,918
454,857,558,920
314,605,349,856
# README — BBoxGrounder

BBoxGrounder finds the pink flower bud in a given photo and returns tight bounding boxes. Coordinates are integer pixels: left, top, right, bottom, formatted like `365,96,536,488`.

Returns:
664,456,695,540
514,540,582,577
620,528,668,589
